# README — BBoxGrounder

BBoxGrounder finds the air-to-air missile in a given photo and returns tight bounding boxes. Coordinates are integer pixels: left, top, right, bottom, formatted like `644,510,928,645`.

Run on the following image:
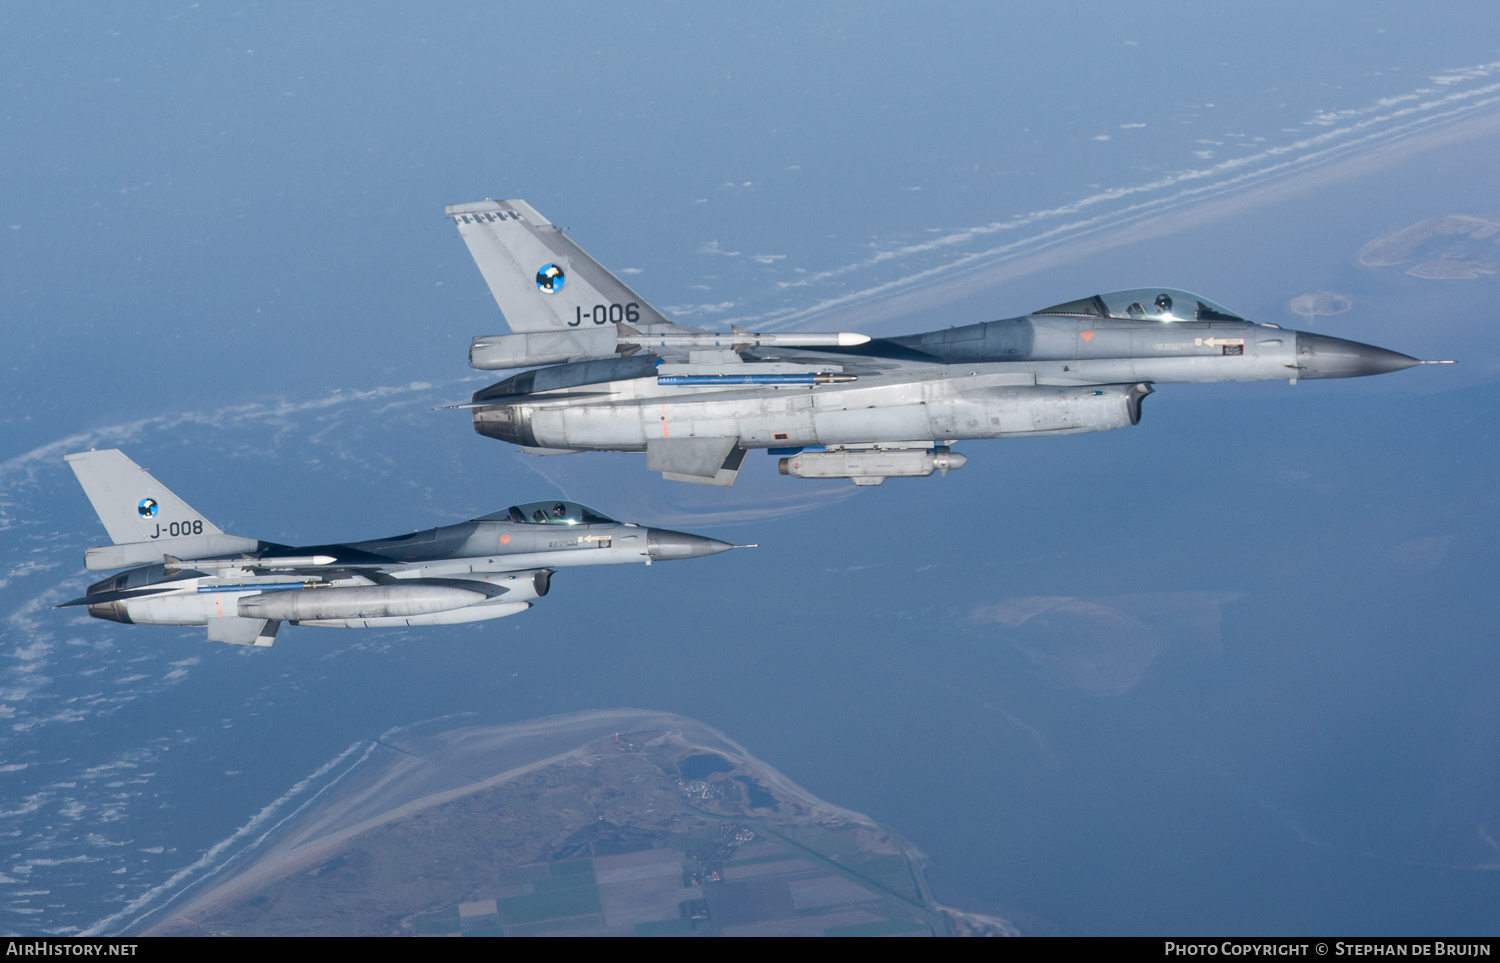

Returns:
59,449,744,646
445,199,1450,487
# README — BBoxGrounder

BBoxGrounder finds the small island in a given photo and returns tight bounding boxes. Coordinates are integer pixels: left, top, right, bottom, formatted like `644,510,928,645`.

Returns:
1357,214,1500,279
142,710,1014,937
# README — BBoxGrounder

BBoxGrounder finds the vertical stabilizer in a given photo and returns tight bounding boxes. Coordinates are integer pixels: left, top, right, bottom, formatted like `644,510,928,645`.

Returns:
446,199,689,333
65,450,224,545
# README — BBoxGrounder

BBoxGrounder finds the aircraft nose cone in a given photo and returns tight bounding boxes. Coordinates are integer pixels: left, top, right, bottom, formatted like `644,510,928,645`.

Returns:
646,528,735,560
1295,332,1421,379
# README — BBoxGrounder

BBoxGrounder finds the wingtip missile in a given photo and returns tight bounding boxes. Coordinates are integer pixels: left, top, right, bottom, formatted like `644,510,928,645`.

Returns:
163,554,339,572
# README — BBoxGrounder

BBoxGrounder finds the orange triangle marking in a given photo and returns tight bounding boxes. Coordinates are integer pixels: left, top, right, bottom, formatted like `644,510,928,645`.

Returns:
500,535,511,544
1081,331,1095,342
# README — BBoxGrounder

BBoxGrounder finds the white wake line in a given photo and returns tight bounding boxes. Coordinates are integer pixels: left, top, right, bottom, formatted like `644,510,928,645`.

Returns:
82,739,379,937
699,60,1500,331
0,377,477,489
756,88,1500,330
782,80,1500,291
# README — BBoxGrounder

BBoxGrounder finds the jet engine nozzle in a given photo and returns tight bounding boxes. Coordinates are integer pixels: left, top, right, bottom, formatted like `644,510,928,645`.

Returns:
1295,333,1421,379
472,404,539,447
645,529,736,560
86,600,132,624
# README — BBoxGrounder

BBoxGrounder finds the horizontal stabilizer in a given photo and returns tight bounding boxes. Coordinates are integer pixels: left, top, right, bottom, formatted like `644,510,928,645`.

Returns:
57,587,174,608
84,533,262,571
469,326,619,370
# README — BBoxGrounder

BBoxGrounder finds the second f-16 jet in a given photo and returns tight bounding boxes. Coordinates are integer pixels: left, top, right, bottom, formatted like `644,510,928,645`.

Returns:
61,449,740,646
447,199,1449,487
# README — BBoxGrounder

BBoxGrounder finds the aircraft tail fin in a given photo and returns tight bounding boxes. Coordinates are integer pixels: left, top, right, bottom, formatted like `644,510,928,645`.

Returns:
446,199,689,333
65,449,224,545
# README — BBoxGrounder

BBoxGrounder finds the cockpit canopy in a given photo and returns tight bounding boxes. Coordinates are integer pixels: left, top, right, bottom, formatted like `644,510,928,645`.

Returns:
481,500,618,526
1034,288,1246,323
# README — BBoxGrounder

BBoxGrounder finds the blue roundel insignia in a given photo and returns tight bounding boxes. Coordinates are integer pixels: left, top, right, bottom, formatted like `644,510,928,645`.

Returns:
138,498,159,518
535,263,566,294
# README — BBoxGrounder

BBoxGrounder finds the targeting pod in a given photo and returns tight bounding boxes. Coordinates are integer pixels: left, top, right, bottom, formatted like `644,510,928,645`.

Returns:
778,448,967,486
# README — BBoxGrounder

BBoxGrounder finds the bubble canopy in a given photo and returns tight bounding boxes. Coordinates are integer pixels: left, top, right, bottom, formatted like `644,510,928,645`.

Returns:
1033,288,1247,323
479,501,619,525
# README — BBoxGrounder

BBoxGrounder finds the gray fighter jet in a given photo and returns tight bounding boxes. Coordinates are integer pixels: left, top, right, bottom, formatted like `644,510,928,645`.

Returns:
448,199,1450,487
60,450,740,646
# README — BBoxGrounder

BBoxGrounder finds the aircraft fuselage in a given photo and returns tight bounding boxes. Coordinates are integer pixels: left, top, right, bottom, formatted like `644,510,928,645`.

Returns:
473,313,1418,456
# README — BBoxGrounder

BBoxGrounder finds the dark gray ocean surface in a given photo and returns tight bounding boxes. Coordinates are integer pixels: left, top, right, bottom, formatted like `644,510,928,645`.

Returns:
3,2,1500,935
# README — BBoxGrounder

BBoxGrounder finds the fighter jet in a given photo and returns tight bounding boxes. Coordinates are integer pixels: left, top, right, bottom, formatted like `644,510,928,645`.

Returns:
447,199,1449,487
59,449,740,646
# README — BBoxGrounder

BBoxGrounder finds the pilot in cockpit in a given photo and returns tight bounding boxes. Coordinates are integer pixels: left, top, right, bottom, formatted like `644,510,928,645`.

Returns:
1126,293,1176,319
1036,288,1245,324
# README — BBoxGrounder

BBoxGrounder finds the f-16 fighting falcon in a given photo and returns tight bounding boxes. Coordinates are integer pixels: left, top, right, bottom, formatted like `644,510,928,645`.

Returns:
60,449,741,646
448,199,1450,487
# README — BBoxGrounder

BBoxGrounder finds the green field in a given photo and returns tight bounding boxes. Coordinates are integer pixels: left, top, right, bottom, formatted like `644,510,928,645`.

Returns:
826,919,930,937
496,885,601,924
